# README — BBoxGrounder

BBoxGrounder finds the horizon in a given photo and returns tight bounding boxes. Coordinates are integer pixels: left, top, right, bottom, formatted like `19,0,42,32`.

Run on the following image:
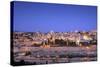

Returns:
13,29,97,33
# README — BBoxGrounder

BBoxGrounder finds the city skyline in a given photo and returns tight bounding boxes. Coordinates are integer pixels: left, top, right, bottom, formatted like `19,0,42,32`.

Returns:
11,1,97,66
13,1,97,32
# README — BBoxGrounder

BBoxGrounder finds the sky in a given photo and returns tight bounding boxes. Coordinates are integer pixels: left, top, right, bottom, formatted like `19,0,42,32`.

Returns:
12,1,97,32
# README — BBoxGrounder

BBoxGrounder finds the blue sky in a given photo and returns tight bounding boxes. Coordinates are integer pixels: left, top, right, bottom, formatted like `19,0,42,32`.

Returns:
12,1,97,32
